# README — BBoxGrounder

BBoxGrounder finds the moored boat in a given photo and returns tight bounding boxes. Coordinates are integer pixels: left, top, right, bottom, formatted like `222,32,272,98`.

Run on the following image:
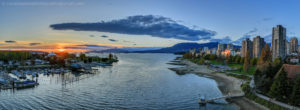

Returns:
14,80,37,89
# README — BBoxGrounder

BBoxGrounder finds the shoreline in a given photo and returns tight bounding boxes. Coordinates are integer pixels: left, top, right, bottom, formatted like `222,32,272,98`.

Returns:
169,58,269,110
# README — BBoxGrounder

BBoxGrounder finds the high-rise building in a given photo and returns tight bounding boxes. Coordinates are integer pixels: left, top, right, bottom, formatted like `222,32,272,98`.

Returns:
242,38,253,57
290,37,298,53
217,43,226,56
203,47,209,52
286,41,290,55
227,43,234,50
272,25,286,60
253,36,266,58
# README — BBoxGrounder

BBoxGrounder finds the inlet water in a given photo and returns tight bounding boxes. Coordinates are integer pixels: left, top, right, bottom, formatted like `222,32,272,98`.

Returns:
0,53,237,110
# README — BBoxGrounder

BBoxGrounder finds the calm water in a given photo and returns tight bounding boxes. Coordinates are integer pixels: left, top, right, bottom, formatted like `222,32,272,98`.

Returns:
0,53,237,110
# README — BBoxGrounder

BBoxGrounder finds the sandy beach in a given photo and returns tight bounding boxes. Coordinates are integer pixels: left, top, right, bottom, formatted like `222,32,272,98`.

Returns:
169,58,269,110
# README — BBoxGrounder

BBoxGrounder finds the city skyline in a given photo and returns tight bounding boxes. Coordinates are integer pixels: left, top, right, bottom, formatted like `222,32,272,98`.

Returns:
2,0,300,52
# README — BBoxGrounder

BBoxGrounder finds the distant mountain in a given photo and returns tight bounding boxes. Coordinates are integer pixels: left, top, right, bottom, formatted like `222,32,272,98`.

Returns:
136,42,241,53
90,48,129,53
91,42,241,53
210,36,232,44
121,47,164,52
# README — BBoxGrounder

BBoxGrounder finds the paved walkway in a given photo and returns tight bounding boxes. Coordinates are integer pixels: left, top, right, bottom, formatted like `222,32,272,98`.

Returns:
250,79,300,110
210,63,299,110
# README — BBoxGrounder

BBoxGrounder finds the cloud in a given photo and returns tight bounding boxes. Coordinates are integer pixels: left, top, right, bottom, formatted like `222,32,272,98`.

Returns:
108,39,118,42
100,35,108,38
5,40,16,43
75,44,110,48
210,36,232,44
65,44,113,51
244,28,258,36
232,28,259,45
262,18,272,21
89,35,95,37
29,43,41,46
123,40,134,43
50,15,216,41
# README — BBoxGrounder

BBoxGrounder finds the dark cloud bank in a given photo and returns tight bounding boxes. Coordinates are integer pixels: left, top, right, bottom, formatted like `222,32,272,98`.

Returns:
108,39,117,42
5,40,16,43
101,35,108,38
50,15,216,41
29,43,41,46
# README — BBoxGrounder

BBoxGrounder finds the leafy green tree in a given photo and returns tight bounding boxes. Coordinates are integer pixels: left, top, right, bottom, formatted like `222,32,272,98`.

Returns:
204,54,210,60
199,58,205,64
209,54,217,60
250,58,257,66
183,53,192,59
80,53,86,61
291,76,300,106
235,56,241,64
268,69,290,101
240,57,244,64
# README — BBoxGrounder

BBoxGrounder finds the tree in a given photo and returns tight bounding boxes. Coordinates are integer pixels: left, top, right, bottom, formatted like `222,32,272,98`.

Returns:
240,57,244,64
209,54,217,60
108,53,113,60
291,76,300,106
250,58,257,66
199,58,205,64
268,69,290,101
243,51,250,72
79,53,86,61
183,53,192,59
235,56,241,64
258,44,271,65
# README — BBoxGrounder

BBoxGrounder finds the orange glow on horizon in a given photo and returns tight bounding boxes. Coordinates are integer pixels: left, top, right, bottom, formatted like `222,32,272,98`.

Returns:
0,49,88,53
58,49,65,52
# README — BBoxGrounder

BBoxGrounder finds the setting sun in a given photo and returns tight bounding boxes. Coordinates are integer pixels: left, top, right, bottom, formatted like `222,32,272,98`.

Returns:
58,49,65,52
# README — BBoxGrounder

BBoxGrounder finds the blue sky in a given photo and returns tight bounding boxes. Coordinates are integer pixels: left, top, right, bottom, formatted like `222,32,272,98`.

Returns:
0,0,300,51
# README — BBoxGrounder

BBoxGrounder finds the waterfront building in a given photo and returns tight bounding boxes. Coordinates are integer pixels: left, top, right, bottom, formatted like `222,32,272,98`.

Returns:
203,47,209,52
217,43,226,56
47,52,57,57
242,38,253,57
272,25,286,60
290,37,298,53
189,48,196,56
253,36,266,58
286,41,291,55
210,48,217,55
227,43,233,50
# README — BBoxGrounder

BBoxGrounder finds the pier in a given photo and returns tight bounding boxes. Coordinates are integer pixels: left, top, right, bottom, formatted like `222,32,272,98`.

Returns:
199,94,244,104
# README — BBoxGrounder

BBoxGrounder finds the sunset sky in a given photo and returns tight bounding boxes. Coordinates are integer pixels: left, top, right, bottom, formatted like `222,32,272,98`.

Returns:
1,0,300,52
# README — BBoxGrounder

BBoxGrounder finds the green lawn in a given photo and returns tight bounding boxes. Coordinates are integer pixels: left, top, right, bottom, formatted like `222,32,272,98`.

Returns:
227,63,242,68
226,66,256,75
209,60,224,65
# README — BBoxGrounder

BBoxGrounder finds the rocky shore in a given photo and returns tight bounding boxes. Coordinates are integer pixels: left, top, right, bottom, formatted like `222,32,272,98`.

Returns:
168,58,269,110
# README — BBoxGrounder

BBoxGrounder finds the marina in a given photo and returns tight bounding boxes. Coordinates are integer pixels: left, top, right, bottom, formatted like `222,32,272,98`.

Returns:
0,62,115,90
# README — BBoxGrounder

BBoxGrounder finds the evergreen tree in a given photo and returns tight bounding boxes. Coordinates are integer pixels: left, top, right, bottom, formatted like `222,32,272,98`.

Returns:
268,69,290,101
291,76,300,106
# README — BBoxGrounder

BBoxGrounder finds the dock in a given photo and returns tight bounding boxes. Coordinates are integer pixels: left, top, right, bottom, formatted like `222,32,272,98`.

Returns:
199,94,244,105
